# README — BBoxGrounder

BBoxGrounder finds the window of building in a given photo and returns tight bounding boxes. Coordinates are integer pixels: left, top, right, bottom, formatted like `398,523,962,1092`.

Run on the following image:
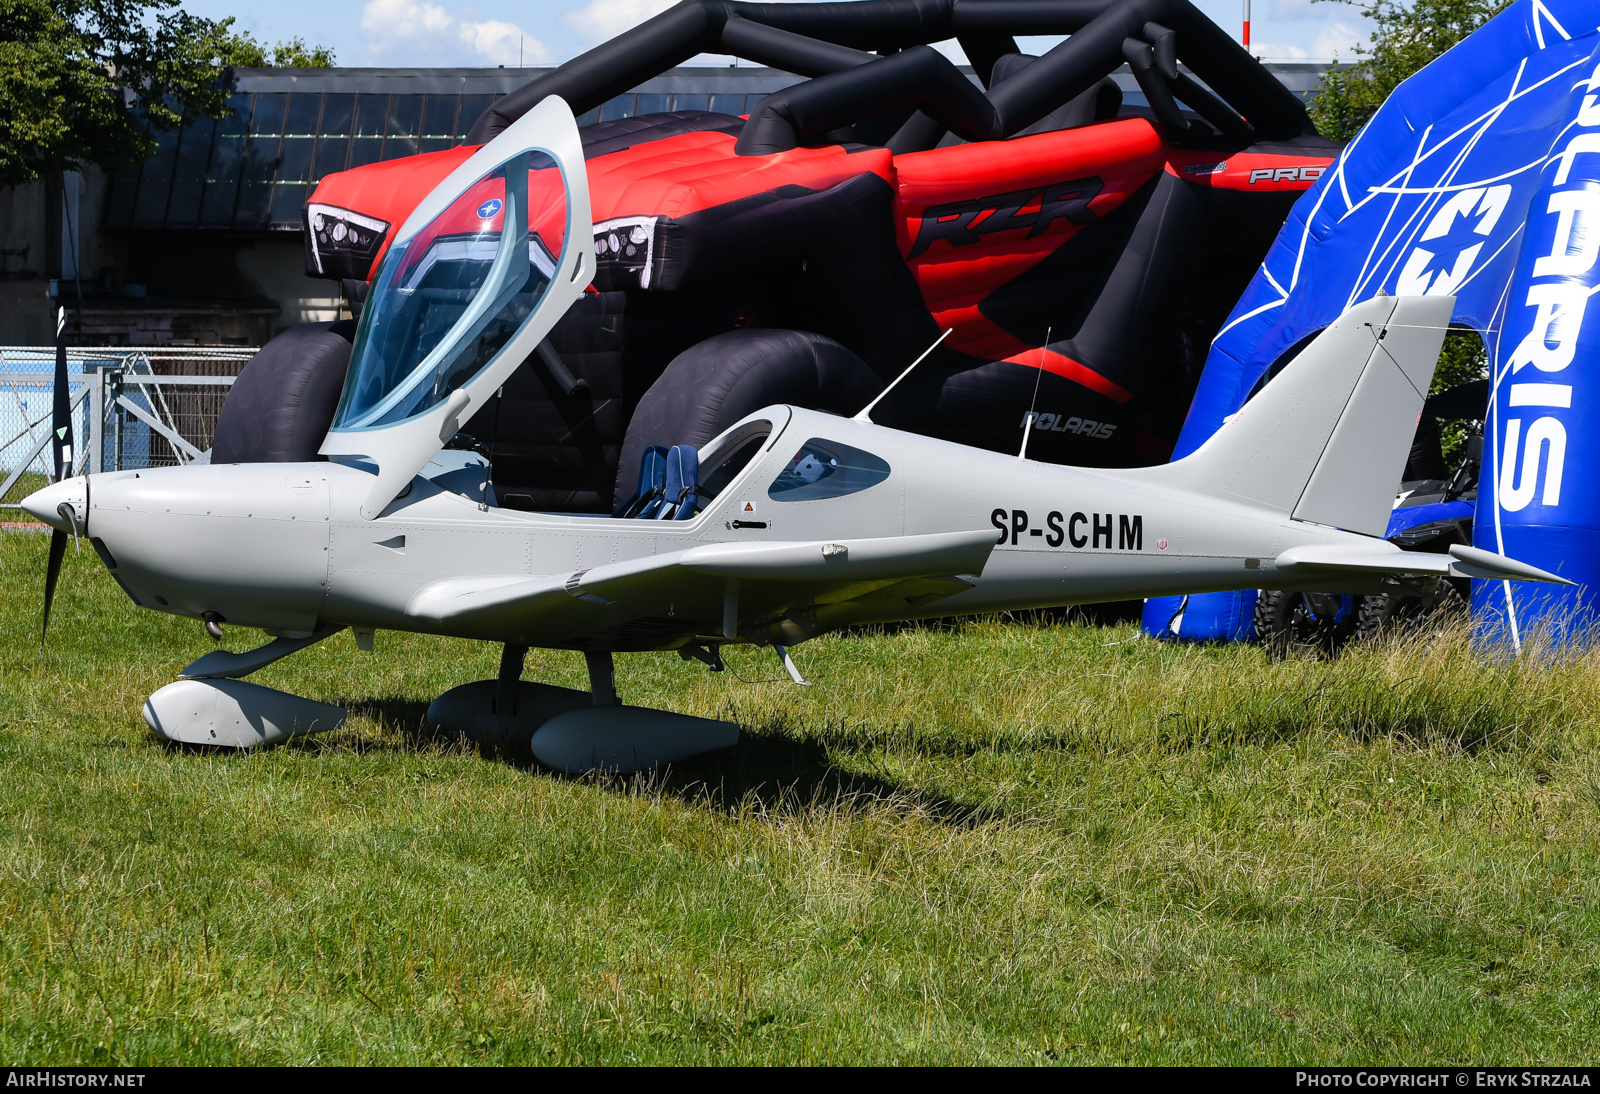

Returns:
131,124,181,228
275,96,318,226
197,94,250,228
165,116,215,229
459,94,496,138
350,93,388,169
101,75,780,233
384,95,424,160
420,95,459,153
320,94,355,137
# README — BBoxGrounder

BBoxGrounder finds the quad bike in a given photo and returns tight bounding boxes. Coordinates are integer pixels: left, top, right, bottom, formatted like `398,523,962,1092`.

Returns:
213,0,1339,514
1253,380,1486,657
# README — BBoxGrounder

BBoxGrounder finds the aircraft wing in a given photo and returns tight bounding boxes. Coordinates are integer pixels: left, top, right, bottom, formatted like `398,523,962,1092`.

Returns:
405,529,998,643
1274,543,1573,584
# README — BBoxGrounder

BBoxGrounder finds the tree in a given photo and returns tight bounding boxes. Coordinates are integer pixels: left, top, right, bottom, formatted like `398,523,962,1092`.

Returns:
0,1,333,188
212,20,336,68
266,37,336,68
1310,0,1510,142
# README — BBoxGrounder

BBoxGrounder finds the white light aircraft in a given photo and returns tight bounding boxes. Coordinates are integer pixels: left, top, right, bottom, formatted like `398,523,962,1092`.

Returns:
23,99,1570,771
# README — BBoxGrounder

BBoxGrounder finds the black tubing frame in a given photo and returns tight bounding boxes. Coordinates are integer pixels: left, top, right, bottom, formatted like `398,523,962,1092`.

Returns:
464,0,1311,153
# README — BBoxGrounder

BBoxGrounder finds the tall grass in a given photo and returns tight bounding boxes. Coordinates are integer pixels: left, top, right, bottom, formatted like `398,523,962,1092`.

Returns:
1,531,1597,1064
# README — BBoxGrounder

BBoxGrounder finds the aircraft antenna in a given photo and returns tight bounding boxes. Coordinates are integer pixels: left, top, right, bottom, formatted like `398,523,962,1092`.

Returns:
852,327,951,423
1017,327,1050,460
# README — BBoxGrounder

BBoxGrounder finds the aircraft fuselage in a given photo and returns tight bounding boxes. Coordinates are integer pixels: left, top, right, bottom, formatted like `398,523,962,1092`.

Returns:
54,404,1386,653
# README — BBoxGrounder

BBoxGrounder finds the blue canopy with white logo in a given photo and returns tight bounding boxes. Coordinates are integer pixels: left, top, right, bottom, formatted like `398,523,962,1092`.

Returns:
1146,0,1600,644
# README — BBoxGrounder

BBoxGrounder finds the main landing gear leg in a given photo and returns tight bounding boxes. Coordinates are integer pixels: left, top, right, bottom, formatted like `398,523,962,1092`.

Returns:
584,651,618,706
428,643,590,748
494,643,528,731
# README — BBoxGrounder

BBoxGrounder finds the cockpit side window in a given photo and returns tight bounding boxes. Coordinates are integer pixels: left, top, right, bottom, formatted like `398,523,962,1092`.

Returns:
768,438,889,502
697,419,771,501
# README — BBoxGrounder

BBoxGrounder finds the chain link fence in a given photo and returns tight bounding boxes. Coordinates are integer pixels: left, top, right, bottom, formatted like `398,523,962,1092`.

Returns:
0,347,255,513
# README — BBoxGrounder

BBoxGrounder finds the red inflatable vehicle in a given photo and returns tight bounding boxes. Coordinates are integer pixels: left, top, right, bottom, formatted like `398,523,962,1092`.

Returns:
213,0,1337,513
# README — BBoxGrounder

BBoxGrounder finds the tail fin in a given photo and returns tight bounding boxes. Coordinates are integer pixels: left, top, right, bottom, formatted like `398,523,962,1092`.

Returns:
1172,295,1453,536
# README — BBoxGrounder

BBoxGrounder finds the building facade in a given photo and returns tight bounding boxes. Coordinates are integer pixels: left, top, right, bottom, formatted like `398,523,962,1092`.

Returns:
0,62,1329,348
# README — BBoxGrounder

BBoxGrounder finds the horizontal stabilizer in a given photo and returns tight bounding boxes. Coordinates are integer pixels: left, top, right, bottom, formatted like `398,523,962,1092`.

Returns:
1274,543,1572,585
1447,544,1574,585
1275,543,1452,576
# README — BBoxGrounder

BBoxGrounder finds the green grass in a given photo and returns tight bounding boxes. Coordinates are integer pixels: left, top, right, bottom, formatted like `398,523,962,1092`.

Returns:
3,530,1599,1065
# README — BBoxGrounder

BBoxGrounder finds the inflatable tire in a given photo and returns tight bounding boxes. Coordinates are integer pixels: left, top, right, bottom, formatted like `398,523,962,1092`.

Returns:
615,329,881,504
212,320,356,464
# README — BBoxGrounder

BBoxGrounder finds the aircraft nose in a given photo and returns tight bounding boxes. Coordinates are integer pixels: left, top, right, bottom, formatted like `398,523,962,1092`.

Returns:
21,477,88,533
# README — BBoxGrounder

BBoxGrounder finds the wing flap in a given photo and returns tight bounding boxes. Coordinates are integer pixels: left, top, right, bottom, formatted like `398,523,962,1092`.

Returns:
676,529,996,582
406,530,999,633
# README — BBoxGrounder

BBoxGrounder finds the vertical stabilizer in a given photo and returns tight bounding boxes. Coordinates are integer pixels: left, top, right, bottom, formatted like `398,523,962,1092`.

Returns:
1172,295,1453,535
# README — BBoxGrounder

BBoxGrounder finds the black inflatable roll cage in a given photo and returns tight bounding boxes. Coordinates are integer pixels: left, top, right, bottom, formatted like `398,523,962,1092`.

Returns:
465,0,1312,155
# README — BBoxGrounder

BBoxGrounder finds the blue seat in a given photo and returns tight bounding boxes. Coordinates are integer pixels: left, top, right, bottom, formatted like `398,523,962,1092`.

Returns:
658,445,700,520
613,445,668,518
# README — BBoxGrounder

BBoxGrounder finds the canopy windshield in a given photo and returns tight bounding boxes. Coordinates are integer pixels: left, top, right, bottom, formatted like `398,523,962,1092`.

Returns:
332,149,568,431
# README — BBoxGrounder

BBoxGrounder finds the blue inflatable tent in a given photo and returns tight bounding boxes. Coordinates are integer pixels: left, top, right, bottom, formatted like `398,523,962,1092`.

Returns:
1145,0,1600,645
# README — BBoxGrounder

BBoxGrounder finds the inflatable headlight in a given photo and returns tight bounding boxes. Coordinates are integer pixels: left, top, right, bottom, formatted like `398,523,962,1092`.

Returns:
593,215,658,288
304,202,391,280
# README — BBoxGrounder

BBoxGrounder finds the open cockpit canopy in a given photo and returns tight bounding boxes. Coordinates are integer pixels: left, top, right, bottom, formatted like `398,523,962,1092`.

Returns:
333,149,568,432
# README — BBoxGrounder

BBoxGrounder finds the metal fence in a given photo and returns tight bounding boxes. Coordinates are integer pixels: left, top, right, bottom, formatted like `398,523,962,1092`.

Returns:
0,346,255,511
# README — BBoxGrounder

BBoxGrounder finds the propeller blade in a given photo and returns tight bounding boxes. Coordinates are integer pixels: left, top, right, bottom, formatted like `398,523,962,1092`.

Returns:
42,528,67,643
52,306,73,482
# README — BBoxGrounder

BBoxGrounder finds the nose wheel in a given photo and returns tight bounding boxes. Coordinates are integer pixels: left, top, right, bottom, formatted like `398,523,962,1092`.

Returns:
143,678,346,747
143,626,350,747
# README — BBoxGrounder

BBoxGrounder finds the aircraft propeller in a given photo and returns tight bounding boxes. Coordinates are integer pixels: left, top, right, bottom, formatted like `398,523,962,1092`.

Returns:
40,306,75,643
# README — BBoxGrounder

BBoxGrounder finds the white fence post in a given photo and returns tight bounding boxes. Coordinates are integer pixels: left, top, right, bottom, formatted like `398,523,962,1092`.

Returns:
88,365,104,475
